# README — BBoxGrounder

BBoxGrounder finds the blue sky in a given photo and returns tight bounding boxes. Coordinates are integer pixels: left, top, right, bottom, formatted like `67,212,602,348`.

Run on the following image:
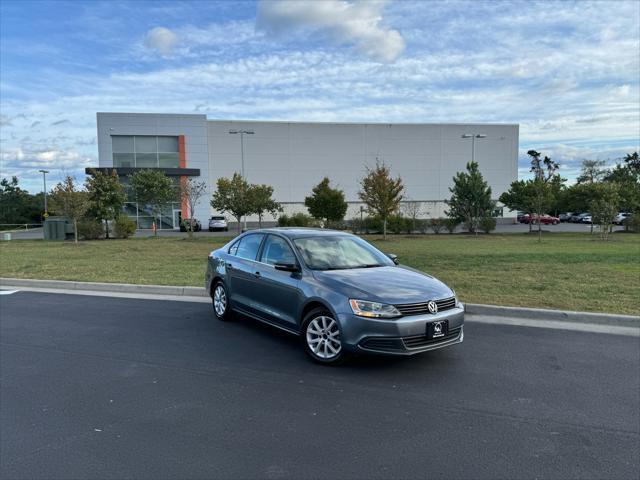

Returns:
1,0,639,192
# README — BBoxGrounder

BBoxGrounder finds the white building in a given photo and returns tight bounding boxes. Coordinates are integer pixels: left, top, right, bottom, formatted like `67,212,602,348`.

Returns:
91,112,519,229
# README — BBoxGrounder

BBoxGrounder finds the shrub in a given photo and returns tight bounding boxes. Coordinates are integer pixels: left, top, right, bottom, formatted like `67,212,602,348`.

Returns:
444,218,459,234
387,214,409,234
416,218,429,234
77,219,104,240
479,216,497,234
114,215,137,239
363,215,383,234
277,212,314,227
429,218,445,234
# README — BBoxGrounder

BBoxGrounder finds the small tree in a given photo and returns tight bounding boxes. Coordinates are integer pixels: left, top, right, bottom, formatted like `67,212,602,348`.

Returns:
249,184,282,228
445,161,495,234
179,178,208,238
358,161,404,239
210,173,253,233
401,199,423,233
499,180,538,233
85,169,126,239
129,170,176,237
528,150,561,241
590,183,620,241
304,177,348,228
603,152,640,229
50,176,89,243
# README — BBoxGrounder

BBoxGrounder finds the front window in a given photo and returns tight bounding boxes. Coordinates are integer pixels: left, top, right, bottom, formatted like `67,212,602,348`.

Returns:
293,236,393,270
112,135,180,168
260,235,297,266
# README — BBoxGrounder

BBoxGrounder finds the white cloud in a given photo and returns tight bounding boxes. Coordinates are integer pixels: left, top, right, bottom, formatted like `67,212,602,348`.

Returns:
257,0,405,62
144,27,179,55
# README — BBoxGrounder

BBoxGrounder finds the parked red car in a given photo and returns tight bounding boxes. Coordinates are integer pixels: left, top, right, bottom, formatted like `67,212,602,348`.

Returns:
520,214,560,225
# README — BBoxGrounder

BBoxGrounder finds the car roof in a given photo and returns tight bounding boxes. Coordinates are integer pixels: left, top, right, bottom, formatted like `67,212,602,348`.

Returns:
248,227,353,239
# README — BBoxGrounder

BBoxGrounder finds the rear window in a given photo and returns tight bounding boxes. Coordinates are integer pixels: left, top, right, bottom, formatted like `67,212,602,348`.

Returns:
211,216,225,220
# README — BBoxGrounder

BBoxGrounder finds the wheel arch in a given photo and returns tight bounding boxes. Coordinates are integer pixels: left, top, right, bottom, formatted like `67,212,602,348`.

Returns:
300,298,337,327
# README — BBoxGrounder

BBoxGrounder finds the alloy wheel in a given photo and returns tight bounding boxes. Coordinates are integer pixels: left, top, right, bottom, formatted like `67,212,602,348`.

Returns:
213,284,227,317
306,316,342,360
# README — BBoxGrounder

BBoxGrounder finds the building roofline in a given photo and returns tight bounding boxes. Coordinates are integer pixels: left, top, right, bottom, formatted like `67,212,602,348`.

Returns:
96,112,518,127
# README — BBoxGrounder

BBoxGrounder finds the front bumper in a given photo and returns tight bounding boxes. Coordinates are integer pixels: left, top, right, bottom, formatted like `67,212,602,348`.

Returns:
338,306,465,356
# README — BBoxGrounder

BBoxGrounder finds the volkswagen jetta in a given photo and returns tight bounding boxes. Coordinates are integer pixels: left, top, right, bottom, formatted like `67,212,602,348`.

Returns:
205,228,464,364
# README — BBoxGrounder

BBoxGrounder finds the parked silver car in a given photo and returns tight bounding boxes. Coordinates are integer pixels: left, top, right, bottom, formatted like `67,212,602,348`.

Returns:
205,228,464,365
208,216,228,232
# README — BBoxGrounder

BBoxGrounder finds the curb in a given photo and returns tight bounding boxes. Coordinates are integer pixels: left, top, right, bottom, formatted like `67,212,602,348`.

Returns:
0,277,208,298
464,303,639,328
1,277,638,327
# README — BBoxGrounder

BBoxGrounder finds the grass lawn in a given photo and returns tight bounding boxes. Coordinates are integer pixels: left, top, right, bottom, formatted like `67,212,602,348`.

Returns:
1,232,639,315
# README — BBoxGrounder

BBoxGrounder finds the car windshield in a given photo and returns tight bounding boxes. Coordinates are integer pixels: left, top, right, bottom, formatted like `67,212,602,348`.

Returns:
293,236,394,270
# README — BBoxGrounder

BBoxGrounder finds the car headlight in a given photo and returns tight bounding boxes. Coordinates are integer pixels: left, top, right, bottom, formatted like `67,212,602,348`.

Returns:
452,291,463,308
349,299,402,319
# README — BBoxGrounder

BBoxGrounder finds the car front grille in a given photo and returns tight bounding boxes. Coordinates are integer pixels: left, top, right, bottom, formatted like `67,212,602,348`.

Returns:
402,327,462,349
394,296,456,316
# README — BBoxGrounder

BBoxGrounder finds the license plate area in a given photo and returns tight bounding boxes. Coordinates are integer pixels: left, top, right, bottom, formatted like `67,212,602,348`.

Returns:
427,320,449,339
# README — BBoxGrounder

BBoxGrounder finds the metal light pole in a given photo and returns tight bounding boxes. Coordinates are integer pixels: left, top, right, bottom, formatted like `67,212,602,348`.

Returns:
461,133,486,163
229,129,254,230
38,169,49,216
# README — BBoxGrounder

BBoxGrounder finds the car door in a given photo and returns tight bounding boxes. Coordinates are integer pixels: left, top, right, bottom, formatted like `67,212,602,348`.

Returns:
225,233,265,315
252,234,303,328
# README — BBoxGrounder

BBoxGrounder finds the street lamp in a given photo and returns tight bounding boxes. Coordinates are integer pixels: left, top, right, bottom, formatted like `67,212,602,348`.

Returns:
229,129,254,230
38,169,49,216
461,133,486,163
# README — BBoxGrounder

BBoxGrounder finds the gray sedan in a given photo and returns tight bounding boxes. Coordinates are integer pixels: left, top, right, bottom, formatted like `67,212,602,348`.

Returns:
205,228,464,364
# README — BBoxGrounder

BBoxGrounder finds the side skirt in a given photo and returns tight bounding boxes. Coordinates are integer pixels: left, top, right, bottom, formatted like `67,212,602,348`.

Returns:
232,307,300,336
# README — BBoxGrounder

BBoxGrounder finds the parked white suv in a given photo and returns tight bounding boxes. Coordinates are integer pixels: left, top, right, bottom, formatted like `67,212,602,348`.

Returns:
209,216,228,232
615,212,630,225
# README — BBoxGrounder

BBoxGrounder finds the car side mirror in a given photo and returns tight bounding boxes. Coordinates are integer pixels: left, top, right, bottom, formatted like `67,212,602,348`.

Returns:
386,253,399,265
274,262,300,272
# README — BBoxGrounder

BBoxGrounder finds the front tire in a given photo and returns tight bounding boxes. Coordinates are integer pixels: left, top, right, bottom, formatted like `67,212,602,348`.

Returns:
301,308,347,365
212,281,233,321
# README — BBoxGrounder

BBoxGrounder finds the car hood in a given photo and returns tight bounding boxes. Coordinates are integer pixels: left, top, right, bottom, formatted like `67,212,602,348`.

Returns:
312,265,454,304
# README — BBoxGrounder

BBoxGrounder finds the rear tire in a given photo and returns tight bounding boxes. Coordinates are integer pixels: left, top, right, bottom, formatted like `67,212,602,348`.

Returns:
301,308,347,365
212,281,233,321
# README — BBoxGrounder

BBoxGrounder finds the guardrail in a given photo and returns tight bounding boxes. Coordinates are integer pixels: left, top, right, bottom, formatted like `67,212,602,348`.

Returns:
0,224,43,232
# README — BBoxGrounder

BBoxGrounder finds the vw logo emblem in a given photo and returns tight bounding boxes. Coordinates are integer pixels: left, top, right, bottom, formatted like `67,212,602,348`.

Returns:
427,300,438,314
434,321,442,333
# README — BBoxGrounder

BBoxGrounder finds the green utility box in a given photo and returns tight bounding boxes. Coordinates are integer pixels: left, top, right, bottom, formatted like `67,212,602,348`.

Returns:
44,216,72,241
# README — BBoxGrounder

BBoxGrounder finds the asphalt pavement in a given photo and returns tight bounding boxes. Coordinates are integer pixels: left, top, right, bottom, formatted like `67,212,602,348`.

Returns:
1,291,638,479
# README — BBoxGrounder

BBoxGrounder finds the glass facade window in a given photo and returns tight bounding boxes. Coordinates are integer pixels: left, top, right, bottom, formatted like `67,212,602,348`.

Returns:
159,152,180,168
158,136,179,152
135,153,157,168
122,201,181,230
113,153,134,168
111,135,180,168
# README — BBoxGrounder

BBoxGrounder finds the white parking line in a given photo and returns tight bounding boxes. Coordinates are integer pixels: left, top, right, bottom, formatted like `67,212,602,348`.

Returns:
0,290,19,295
